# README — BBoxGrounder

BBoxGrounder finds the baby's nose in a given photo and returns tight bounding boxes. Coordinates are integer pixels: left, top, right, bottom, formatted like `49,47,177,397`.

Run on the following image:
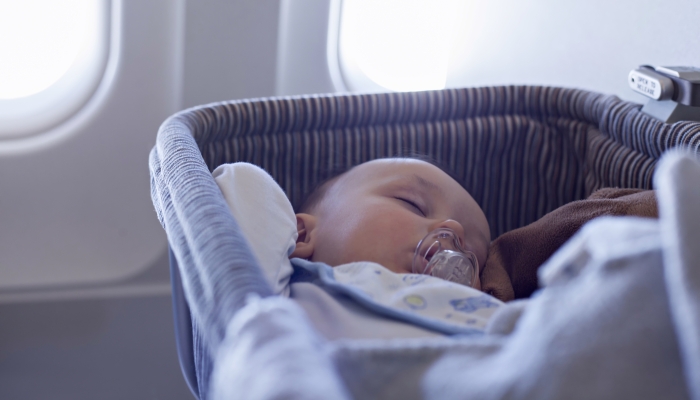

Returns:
432,219,466,245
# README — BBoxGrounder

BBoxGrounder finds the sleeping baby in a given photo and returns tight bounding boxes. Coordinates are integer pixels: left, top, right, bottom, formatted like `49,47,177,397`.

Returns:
214,157,504,340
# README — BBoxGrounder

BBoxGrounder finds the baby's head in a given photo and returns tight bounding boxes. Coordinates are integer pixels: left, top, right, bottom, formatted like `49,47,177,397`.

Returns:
290,157,491,290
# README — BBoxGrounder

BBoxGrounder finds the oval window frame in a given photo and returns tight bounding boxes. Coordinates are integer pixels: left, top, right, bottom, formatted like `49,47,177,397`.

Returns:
0,0,111,141
333,0,467,93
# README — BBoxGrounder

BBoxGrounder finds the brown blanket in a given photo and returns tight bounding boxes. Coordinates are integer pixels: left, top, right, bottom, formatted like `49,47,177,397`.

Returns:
481,188,658,301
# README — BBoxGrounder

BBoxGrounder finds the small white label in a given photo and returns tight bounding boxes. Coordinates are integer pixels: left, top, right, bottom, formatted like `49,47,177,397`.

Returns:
629,70,662,100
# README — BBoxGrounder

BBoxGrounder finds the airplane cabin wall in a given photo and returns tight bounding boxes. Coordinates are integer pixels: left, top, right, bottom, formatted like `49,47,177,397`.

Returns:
0,1,280,399
443,0,700,103
1,0,698,399
277,0,700,105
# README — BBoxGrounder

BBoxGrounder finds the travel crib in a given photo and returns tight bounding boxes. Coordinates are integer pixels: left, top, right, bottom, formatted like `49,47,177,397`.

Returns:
149,86,700,399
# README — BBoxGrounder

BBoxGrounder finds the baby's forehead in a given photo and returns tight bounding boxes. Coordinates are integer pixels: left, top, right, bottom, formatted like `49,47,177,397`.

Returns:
324,158,491,258
325,161,474,224
337,158,461,192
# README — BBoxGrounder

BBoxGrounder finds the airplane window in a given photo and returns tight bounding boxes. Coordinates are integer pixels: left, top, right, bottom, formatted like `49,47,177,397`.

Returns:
337,0,463,92
0,1,92,99
0,0,109,141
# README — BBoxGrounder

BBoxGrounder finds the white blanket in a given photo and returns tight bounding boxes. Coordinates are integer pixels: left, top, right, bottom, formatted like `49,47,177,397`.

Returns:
211,150,700,400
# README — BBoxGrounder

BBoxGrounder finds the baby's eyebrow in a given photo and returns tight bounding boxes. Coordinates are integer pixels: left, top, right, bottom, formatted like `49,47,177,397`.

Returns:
410,174,445,197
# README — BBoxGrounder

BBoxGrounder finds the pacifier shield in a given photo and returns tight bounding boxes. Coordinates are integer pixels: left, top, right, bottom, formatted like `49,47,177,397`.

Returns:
413,228,478,287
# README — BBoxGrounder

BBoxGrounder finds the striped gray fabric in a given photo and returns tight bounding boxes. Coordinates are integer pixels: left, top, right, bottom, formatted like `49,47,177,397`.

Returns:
149,118,273,353
167,86,700,238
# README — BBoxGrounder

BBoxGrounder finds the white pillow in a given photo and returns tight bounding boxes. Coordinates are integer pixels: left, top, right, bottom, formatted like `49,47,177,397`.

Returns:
213,163,297,296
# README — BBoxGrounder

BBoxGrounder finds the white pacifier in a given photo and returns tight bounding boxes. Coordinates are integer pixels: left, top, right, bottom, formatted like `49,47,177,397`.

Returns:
412,228,478,287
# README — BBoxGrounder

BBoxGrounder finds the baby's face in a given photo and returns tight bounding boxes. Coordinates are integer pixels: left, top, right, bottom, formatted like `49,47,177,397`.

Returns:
298,159,490,289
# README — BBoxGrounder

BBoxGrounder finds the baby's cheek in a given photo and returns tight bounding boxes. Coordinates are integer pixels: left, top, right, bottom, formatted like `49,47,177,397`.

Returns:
317,214,372,264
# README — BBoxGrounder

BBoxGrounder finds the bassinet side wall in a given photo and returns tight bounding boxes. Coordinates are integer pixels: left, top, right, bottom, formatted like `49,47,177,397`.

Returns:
169,86,700,238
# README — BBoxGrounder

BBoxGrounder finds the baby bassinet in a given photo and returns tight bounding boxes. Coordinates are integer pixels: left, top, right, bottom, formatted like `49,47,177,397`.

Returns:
149,86,700,399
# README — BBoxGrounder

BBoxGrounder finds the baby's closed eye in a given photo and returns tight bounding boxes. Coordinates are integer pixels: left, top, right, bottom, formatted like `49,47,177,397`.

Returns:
395,197,426,216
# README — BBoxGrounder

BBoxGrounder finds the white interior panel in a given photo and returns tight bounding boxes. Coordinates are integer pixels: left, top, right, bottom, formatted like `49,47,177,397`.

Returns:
445,0,700,103
0,0,184,289
0,2,281,398
183,0,280,108
276,0,338,96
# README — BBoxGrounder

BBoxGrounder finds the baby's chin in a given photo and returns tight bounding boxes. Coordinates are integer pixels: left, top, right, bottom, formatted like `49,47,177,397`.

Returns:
395,257,417,275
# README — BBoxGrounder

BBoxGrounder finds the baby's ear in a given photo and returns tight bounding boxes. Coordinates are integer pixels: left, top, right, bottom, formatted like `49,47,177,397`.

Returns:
290,213,317,259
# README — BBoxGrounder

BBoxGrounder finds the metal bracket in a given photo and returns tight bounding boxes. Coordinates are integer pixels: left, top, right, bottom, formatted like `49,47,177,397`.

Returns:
629,65,700,123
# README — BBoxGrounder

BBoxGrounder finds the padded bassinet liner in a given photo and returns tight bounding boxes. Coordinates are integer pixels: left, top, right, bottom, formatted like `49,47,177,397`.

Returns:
171,85,700,238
